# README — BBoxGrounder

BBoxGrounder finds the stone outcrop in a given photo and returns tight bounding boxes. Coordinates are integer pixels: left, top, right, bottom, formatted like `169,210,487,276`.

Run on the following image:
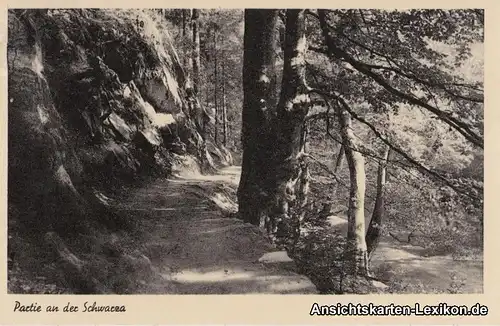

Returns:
7,9,232,293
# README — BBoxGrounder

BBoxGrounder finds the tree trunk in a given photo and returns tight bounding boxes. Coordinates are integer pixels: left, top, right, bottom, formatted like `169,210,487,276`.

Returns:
182,9,192,77
203,27,211,141
334,144,344,174
187,9,203,135
222,57,228,147
237,9,279,226
366,145,390,260
292,120,310,247
214,30,218,145
179,11,185,47
182,9,188,68
332,143,344,198
316,9,368,276
336,103,369,276
191,9,201,96
203,86,209,140
269,9,311,241
238,9,311,244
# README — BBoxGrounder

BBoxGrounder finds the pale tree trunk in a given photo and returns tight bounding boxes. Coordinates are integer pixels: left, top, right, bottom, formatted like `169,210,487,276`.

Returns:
317,9,369,276
366,145,390,260
336,104,369,276
238,9,279,226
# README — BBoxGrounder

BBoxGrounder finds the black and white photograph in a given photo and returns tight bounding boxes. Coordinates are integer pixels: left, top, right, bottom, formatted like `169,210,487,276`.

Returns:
7,8,484,295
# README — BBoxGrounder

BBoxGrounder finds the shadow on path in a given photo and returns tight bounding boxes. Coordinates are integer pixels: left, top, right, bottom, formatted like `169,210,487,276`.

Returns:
112,166,317,294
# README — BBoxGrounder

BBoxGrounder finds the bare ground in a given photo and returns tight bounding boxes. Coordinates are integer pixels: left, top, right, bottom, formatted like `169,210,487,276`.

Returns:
109,165,318,294
327,215,483,293
9,164,481,294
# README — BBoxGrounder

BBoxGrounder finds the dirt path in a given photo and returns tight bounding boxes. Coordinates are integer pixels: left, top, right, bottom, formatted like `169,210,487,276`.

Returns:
327,216,483,293
369,235,483,293
104,165,481,294
111,166,317,294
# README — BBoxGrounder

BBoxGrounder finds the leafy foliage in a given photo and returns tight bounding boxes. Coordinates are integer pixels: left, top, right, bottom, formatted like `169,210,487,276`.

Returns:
287,9,484,293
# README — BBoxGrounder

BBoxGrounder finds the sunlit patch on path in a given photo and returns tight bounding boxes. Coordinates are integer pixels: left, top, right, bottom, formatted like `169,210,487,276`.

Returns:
326,214,483,293
111,166,317,294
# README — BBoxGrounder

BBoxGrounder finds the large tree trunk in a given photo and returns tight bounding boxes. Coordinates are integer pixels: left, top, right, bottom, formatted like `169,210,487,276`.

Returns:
336,104,369,276
237,9,279,226
238,9,311,240
366,145,390,259
269,9,311,241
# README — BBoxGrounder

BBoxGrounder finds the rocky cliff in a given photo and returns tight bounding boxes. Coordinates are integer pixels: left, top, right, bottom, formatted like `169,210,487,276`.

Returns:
7,9,232,293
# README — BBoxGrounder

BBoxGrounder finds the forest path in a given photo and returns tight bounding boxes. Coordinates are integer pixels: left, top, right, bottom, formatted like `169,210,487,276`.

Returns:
111,165,481,294
112,165,318,294
327,216,483,293
371,236,483,293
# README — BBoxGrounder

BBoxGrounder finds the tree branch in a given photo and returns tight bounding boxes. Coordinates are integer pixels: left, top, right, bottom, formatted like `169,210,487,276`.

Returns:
316,10,483,149
308,87,482,202
308,71,424,173
361,63,483,103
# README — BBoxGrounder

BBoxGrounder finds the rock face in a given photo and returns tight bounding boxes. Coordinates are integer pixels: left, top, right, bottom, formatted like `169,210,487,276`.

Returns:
7,9,231,292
